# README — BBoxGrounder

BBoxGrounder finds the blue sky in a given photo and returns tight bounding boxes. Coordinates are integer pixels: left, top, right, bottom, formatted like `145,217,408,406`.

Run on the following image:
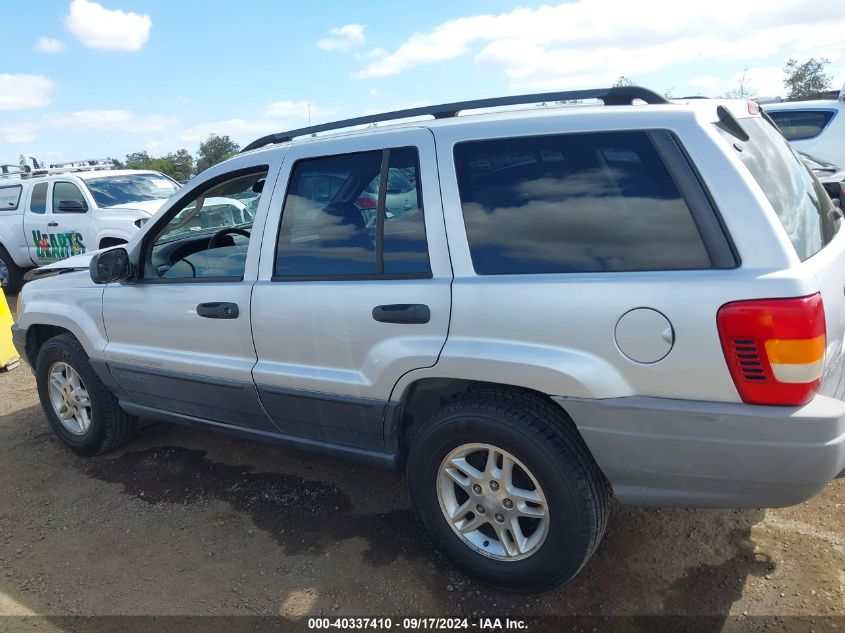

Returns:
2,0,844,166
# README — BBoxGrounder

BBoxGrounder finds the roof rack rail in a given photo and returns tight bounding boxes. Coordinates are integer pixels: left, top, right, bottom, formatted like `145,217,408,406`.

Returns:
0,159,116,181
242,85,669,152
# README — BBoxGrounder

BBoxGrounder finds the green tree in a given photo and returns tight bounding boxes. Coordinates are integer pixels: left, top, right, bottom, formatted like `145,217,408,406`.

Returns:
166,149,194,181
196,134,240,173
784,57,832,100
125,151,152,169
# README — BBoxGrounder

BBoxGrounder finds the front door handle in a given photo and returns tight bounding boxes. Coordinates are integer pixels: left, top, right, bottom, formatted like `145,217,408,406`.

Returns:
372,304,430,324
47,222,59,227
196,302,239,319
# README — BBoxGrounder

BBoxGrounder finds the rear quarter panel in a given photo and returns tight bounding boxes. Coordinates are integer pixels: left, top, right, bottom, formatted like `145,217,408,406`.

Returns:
393,108,822,403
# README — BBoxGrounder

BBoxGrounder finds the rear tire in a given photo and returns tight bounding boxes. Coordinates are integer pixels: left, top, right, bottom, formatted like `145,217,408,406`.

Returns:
35,334,137,455
0,245,25,294
407,389,609,591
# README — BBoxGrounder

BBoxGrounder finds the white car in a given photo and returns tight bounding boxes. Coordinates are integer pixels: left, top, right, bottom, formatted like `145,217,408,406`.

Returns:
0,164,180,292
763,87,845,166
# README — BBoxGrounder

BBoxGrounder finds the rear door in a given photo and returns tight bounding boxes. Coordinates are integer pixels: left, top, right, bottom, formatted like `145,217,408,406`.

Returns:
717,115,845,398
250,128,451,451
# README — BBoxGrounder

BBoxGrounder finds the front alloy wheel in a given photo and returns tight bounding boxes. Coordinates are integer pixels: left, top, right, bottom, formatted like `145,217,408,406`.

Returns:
47,361,93,435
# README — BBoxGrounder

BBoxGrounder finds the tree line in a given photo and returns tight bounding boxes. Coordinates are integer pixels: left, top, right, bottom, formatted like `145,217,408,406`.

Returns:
112,133,240,182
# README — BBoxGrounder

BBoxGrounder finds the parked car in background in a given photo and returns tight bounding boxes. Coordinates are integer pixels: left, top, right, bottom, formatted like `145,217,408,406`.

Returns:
0,161,180,293
11,88,845,591
764,91,845,166
800,151,845,209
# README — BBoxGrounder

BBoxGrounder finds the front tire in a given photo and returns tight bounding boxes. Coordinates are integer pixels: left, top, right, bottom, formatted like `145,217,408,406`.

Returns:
35,334,137,455
0,245,25,294
407,389,609,591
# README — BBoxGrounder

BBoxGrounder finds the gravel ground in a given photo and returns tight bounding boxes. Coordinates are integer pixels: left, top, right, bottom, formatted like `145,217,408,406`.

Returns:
0,293,843,630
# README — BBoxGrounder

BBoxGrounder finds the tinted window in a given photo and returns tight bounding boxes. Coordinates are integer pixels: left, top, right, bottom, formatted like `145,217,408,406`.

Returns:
147,169,267,280
767,110,835,141
52,182,87,213
275,147,429,278
454,132,710,274
29,182,47,214
715,117,837,261
0,185,21,211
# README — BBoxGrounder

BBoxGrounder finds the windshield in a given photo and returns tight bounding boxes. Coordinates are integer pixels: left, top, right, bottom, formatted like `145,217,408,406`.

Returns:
85,173,180,207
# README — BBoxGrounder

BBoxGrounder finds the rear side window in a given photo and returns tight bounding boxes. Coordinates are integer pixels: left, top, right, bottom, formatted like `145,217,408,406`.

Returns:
454,131,711,274
29,182,47,214
715,117,837,261
766,109,835,141
275,147,429,278
0,185,21,211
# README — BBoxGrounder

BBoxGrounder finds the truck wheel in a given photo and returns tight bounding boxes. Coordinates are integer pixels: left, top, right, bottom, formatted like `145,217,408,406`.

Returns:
0,245,24,294
407,389,609,591
35,334,137,455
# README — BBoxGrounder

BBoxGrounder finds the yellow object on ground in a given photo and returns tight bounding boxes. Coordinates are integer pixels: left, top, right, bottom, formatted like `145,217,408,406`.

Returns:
0,287,20,371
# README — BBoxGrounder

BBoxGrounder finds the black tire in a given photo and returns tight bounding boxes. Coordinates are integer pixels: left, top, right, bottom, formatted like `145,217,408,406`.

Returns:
0,244,25,295
407,388,609,591
35,334,137,455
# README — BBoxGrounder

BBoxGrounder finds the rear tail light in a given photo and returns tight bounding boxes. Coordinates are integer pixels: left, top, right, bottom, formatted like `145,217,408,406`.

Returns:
355,197,377,209
717,293,826,406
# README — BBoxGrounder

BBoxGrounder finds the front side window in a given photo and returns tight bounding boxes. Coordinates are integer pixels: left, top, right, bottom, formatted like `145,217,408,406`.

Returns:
0,185,21,211
454,131,710,275
30,182,47,214
766,109,836,141
146,169,267,280
85,173,180,208
275,147,429,278
52,182,88,213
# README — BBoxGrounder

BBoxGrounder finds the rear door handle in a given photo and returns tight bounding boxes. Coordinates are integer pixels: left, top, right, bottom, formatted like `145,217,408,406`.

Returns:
47,222,59,227
372,304,430,324
196,302,239,319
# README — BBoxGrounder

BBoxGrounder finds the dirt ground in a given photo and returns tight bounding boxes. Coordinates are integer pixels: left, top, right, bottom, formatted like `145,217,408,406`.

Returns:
0,293,843,630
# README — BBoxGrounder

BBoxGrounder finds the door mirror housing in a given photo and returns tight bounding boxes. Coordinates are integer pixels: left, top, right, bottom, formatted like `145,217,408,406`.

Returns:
57,199,87,213
90,248,132,284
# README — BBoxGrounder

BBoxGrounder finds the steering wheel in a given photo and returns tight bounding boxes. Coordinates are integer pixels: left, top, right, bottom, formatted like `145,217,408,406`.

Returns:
208,227,251,250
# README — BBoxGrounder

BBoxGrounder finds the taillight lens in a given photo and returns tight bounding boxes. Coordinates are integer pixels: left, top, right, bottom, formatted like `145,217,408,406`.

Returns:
717,293,826,406
355,197,377,209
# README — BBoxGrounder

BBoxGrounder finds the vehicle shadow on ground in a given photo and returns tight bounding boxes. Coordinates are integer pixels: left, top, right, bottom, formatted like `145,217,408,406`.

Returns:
0,406,771,625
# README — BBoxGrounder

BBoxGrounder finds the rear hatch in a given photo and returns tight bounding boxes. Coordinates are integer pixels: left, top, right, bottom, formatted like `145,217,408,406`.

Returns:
715,110,845,399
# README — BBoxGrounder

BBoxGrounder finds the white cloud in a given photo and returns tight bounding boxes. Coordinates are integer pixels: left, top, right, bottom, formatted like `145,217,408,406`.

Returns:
35,37,66,53
369,88,379,97
263,100,329,120
0,109,177,144
318,24,366,52
0,74,54,110
354,0,845,90
65,0,152,51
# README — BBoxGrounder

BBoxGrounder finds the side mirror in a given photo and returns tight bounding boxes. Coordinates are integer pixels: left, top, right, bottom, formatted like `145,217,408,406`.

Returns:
57,199,87,213
90,248,132,284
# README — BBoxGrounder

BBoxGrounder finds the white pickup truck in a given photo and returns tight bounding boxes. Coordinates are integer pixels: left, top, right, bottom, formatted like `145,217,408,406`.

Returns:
0,163,180,293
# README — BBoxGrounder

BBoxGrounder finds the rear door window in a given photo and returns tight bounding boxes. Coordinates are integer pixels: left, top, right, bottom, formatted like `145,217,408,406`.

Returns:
453,131,711,274
29,182,47,214
0,185,21,211
766,109,835,141
715,117,837,261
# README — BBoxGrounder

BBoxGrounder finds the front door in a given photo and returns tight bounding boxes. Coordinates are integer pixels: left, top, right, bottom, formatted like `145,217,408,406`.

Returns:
251,128,452,451
101,160,281,431
23,181,52,265
29,181,94,264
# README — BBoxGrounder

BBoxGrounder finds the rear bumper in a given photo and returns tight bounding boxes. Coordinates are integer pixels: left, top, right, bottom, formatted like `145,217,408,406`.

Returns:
11,324,27,364
555,394,845,508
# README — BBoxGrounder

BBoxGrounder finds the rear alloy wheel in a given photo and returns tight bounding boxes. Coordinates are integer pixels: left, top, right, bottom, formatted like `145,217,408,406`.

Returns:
408,389,609,590
437,443,549,561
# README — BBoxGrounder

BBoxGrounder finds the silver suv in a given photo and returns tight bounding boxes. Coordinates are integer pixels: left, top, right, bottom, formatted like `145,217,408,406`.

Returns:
11,87,845,590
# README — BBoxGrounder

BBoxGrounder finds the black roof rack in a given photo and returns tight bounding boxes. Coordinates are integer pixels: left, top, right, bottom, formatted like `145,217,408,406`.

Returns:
242,86,669,152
